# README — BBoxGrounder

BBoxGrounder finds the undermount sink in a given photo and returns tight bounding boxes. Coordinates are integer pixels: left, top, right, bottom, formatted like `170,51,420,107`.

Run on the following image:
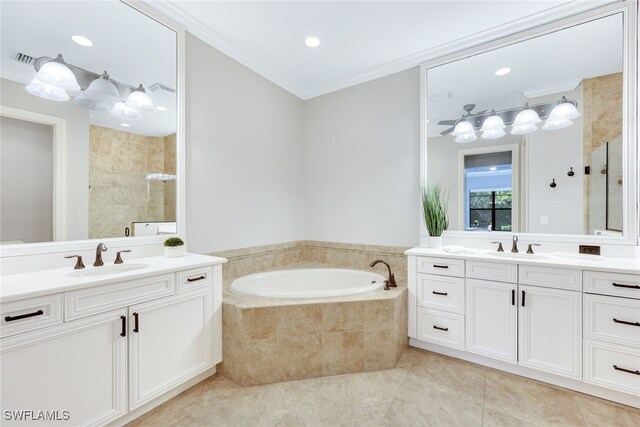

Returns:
487,251,550,260
67,263,150,278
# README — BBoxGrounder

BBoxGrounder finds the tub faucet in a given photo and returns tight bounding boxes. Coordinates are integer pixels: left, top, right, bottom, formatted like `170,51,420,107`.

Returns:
94,243,108,267
369,260,397,288
511,235,519,253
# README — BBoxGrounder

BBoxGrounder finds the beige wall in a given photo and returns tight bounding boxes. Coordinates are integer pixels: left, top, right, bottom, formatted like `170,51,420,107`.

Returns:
88,125,176,239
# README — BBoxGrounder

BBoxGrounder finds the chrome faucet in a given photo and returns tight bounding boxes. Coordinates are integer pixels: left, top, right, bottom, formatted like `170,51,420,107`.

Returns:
94,243,108,267
511,235,519,253
369,260,397,288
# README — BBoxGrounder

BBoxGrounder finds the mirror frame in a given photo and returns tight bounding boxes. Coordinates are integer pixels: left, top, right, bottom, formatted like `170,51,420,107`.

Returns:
419,1,638,247
0,0,186,258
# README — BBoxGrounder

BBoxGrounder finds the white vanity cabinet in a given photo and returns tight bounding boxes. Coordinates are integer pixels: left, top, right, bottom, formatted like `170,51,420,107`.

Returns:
0,255,224,427
407,249,640,407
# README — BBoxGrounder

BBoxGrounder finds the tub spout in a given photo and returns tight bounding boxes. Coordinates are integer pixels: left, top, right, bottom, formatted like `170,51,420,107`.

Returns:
369,260,397,287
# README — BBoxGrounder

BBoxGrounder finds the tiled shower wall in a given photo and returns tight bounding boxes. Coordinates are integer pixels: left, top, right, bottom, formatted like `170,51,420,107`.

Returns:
88,125,177,238
212,240,408,283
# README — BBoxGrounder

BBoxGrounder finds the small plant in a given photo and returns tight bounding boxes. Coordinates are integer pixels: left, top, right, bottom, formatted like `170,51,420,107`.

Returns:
164,237,184,247
421,184,449,237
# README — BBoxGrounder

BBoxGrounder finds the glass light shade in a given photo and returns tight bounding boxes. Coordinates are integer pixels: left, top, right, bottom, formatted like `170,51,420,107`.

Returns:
481,129,506,140
74,76,120,111
451,120,474,136
25,78,69,101
511,124,538,135
543,119,573,131
35,61,80,91
111,102,143,120
126,88,154,112
513,109,541,127
548,102,580,121
455,132,477,143
480,114,506,131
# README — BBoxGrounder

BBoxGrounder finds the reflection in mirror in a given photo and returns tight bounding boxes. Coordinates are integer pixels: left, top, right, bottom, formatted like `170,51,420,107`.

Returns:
426,14,624,236
0,0,177,244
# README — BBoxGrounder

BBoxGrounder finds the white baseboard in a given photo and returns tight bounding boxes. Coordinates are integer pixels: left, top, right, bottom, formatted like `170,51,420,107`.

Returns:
409,339,639,409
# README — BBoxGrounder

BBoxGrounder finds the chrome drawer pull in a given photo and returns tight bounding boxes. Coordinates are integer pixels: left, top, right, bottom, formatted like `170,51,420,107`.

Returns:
433,325,449,331
612,283,640,289
187,275,206,282
613,365,640,376
433,264,449,269
613,318,640,327
432,291,448,296
5,310,44,322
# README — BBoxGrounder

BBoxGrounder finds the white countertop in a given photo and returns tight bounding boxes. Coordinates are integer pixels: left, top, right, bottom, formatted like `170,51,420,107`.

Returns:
0,253,227,303
405,247,640,275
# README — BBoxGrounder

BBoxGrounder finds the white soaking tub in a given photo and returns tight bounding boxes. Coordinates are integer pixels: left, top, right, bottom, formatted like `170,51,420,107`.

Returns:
230,268,386,299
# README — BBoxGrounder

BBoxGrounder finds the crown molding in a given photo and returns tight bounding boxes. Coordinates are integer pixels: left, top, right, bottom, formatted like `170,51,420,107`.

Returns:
142,0,616,101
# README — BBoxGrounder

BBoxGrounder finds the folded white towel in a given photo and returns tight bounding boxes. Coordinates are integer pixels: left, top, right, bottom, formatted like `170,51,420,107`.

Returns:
442,245,474,254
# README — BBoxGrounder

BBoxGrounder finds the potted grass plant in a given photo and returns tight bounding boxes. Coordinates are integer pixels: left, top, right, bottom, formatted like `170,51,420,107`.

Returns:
164,237,185,258
421,184,449,248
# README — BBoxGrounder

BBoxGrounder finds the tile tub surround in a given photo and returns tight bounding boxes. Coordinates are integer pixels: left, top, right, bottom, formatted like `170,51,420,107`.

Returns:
127,347,640,427
220,265,408,386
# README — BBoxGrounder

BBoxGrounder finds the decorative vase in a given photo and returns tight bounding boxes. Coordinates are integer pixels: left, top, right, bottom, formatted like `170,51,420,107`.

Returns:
164,245,185,258
428,236,443,249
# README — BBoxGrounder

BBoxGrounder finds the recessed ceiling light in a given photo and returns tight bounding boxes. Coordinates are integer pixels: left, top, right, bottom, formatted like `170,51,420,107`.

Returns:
495,67,511,76
120,123,130,128
489,166,497,171
156,106,167,112
305,37,320,48
72,35,93,47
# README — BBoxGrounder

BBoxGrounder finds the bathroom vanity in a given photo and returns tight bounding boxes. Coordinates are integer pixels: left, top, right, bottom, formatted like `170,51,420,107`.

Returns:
0,254,225,426
406,248,640,407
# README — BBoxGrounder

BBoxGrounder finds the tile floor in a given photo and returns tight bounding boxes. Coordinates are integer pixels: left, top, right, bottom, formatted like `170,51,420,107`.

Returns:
127,347,640,426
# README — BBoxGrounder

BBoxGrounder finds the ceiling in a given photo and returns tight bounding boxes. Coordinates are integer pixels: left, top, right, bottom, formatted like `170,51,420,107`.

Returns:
1,1,177,137
147,0,615,99
427,12,624,137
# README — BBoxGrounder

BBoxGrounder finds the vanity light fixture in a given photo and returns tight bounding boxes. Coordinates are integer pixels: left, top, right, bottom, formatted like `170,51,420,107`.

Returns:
452,119,477,143
125,84,155,112
111,102,143,120
480,111,506,132
25,78,70,102
74,71,120,111
72,35,93,47
481,129,506,140
494,67,511,76
455,132,478,143
543,118,573,130
305,36,320,47
33,55,80,92
511,106,541,135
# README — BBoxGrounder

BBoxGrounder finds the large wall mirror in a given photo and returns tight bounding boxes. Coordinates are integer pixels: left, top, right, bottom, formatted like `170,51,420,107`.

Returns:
0,0,180,247
424,6,637,244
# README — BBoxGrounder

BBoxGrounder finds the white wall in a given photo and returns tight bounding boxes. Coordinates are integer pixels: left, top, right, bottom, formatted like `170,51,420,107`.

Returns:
185,34,305,253
0,78,89,241
303,68,421,247
0,116,53,243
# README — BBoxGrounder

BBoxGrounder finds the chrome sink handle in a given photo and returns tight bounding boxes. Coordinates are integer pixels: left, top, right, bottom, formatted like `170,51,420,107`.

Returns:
527,244,541,254
491,241,504,252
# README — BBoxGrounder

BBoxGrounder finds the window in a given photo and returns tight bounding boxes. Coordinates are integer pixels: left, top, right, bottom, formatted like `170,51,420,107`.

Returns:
469,190,512,231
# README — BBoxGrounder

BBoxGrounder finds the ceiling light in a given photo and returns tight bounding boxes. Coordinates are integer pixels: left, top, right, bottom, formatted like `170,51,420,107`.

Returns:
156,106,167,112
72,35,93,47
121,123,130,127
494,67,511,76
74,71,120,111
111,102,143,120
26,78,70,102
34,56,80,91
480,112,506,132
455,133,477,143
481,129,506,140
126,84,154,112
305,36,320,48
543,119,573,131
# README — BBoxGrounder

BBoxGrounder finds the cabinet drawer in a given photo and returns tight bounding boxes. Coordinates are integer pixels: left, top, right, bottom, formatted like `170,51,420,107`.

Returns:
519,265,581,291
584,271,640,299
466,261,517,283
417,257,464,277
65,274,175,321
416,308,464,350
1,294,63,338
584,339,640,396
584,294,640,348
177,267,213,292
417,274,464,314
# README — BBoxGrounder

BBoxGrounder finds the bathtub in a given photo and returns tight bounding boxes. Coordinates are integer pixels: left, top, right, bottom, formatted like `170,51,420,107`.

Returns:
230,268,386,298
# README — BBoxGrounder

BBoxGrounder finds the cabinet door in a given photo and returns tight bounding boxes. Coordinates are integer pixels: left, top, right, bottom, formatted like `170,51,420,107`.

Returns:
518,285,582,379
129,288,212,409
0,310,127,427
466,279,517,363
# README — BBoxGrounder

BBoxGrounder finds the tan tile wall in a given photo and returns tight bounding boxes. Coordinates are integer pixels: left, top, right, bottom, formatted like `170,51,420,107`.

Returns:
163,133,177,221
212,241,306,281
88,125,177,238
